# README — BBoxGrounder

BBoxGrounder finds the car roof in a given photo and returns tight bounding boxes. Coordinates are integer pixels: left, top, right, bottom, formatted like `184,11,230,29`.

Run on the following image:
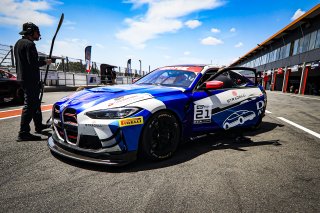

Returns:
157,64,221,73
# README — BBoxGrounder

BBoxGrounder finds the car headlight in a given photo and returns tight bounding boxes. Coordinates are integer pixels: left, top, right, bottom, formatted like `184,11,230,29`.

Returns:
85,107,141,119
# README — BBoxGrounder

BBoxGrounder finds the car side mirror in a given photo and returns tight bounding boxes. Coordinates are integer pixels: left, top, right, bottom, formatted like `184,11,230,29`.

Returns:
205,80,224,89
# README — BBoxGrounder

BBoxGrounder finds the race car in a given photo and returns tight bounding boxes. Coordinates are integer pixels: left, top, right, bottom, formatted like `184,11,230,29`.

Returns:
0,69,24,103
48,65,267,166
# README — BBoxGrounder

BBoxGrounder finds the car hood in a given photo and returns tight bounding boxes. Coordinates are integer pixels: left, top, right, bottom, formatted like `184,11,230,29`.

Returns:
55,84,185,113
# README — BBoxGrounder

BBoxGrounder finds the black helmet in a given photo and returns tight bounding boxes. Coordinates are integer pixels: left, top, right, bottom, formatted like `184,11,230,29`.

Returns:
19,22,40,35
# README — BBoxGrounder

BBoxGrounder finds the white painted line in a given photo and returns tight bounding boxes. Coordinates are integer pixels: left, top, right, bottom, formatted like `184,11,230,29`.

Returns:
265,110,272,114
0,115,21,121
288,95,320,101
0,109,52,121
268,92,320,101
277,117,320,139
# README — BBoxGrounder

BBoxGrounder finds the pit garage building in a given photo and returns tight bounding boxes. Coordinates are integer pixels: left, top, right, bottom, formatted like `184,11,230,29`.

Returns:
230,4,320,96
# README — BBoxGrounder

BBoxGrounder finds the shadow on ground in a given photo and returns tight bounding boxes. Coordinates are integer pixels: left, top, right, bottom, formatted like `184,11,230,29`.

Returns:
51,121,284,172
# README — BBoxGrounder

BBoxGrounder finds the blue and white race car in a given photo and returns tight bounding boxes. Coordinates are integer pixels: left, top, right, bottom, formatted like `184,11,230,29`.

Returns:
48,65,267,166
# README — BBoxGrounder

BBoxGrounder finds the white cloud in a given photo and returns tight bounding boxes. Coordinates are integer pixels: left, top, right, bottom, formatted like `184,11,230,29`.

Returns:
155,46,169,50
185,20,202,29
184,51,191,55
211,28,220,33
64,20,76,26
64,20,76,30
40,38,89,59
117,0,225,48
291,9,305,21
96,43,105,49
234,42,243,48
0,0,59,26
201,36,223,45
230,27,236,32
121,46,130,50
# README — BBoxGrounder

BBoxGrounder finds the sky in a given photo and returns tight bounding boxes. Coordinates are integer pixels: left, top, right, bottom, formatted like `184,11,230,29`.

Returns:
0,0,319,71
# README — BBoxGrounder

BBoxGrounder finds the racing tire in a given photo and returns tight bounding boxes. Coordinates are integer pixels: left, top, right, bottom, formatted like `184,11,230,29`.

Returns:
251,115,263,130
14,88,24,104
140,111,180,161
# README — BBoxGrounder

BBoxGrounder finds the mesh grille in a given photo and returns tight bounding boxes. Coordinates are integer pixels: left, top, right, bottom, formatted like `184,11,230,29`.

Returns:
63,108,78,144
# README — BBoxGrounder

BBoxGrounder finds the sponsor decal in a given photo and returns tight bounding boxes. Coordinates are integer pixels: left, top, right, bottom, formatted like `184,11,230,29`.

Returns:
227,93,246,104
223,110,256,130
119,116,144,127
107,93,153,107
256,100,265,115
194,105,212,124
85,124,103,127
232,90,237,96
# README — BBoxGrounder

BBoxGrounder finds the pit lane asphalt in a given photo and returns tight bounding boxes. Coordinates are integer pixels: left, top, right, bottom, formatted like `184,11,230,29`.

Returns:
0,91,319,212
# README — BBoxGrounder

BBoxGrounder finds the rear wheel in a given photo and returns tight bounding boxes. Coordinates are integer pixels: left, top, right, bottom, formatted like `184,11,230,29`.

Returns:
14,87,24,104
140,111,180,161
252,114,263,130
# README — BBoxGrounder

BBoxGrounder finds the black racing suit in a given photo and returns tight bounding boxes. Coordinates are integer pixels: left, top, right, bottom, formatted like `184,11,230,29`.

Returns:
14,37,46,134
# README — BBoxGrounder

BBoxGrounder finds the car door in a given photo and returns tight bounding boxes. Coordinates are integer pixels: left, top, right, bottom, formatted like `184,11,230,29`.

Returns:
191,67,264,133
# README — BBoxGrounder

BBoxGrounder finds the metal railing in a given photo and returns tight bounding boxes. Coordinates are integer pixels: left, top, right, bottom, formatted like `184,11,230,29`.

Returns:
0,44,14,67
38,69,133,87
0,42,151,87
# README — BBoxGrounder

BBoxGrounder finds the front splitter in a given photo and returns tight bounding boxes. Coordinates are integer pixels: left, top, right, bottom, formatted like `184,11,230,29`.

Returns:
48,136,137,166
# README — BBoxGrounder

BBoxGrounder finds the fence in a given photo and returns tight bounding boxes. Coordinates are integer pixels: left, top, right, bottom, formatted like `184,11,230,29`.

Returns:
39,70,133,86
0,44,14,67
0,42,151,86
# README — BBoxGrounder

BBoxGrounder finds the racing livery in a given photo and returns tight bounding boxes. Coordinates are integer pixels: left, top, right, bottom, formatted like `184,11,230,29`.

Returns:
48,65,267,166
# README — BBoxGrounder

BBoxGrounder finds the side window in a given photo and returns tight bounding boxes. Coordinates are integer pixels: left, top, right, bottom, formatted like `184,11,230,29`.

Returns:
214,72,235,88
196,68,256,90
228,71,251,87
196,71,217,89
213,70,255,88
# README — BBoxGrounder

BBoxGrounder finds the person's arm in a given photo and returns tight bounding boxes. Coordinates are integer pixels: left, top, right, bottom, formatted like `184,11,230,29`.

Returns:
25,42,51,67
25,42,38,68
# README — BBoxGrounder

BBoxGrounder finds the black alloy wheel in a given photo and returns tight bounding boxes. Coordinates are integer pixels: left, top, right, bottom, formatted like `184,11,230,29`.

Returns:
140,111,180,161
14,87,24,104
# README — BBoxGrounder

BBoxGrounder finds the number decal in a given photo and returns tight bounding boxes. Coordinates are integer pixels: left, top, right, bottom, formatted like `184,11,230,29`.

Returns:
194,105,212,124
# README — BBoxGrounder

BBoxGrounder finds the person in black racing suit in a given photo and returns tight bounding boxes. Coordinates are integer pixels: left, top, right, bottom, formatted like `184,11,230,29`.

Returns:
14,22,52,141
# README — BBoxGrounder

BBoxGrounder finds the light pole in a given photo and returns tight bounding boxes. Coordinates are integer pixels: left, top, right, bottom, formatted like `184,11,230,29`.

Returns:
139,60,142,76
127,59,131,77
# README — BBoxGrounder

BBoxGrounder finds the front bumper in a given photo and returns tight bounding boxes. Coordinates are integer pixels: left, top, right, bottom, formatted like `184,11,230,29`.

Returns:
48,135,137,166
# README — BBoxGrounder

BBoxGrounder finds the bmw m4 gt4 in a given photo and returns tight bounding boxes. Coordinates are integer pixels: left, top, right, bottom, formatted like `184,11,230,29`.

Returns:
48,65,267,166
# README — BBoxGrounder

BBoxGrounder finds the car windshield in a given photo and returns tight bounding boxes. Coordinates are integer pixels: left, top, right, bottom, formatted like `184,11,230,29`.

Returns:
134,69,198,88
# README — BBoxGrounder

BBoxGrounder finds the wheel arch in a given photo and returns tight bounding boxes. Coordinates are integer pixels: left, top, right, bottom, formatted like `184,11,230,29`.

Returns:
137,108,183,157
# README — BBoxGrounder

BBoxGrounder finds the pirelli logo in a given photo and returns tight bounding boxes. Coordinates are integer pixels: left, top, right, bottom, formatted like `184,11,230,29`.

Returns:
119,116,144,127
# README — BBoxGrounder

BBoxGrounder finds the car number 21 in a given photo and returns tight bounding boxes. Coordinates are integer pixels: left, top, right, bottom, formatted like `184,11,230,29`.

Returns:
194,105,212,124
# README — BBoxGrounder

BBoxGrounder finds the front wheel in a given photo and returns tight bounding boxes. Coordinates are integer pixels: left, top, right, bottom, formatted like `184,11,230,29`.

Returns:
140,111,180,161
